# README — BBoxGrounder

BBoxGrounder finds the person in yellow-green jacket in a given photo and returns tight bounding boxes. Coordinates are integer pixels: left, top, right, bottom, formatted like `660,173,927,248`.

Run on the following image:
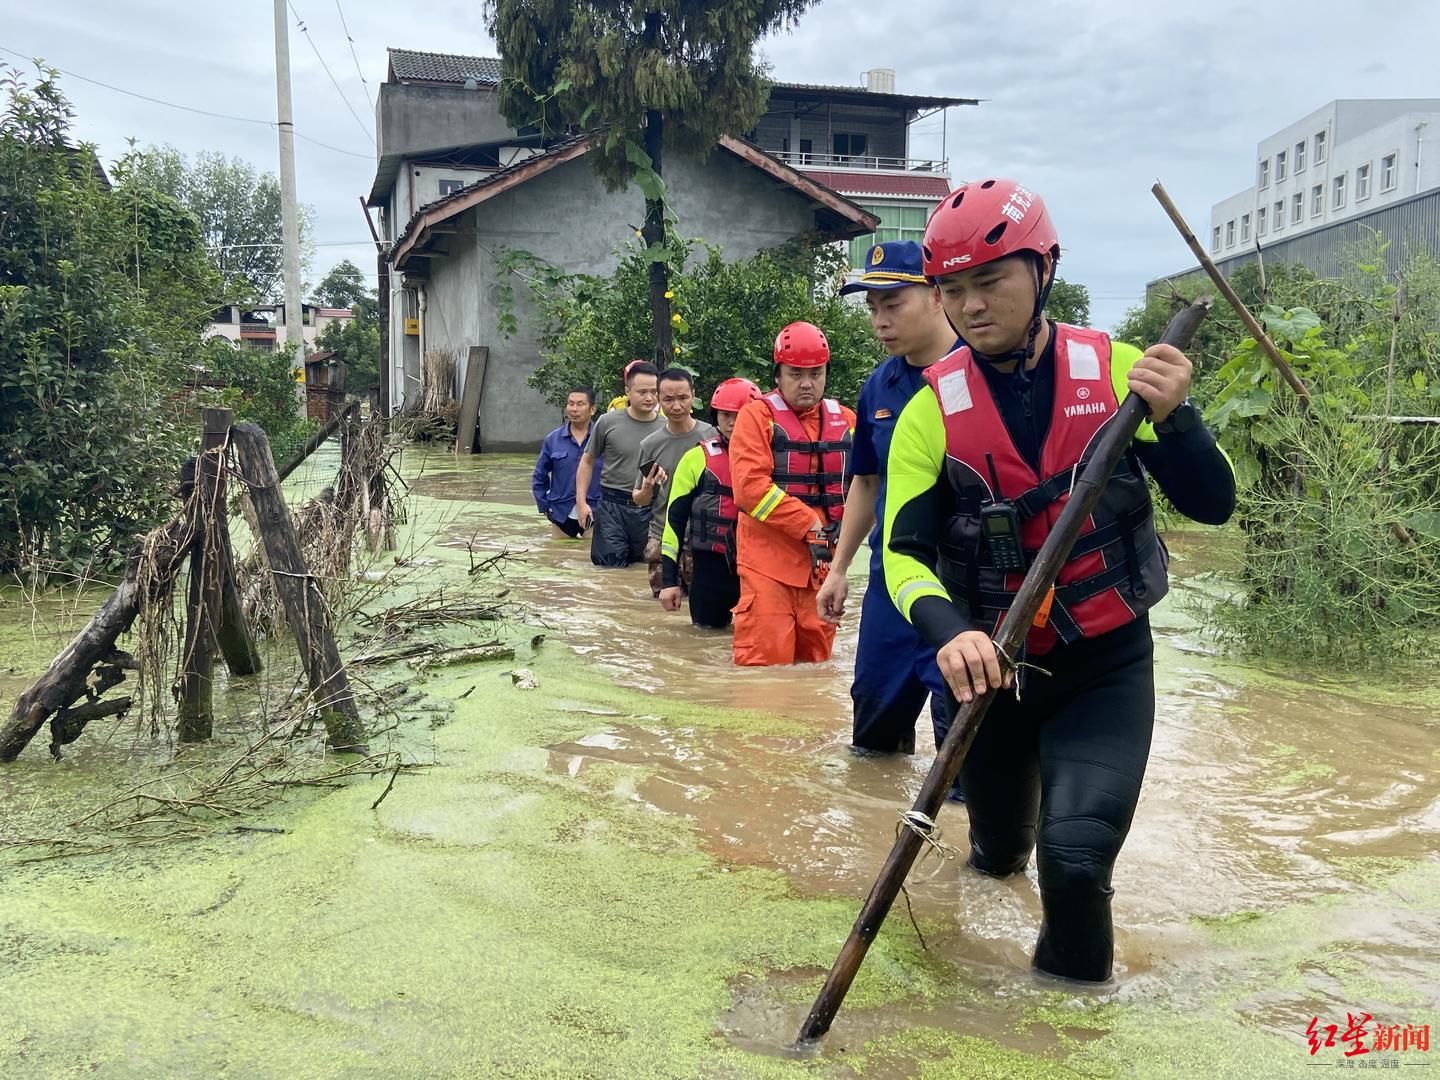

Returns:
883,178,1236,984
656,378,763,629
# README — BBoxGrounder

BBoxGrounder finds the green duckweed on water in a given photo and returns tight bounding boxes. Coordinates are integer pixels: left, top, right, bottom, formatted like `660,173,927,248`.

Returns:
2,449,1437,1078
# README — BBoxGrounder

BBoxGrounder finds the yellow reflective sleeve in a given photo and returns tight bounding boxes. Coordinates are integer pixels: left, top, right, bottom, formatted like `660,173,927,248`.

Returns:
882,387,952,621
751,484,786,522
661,445,705,562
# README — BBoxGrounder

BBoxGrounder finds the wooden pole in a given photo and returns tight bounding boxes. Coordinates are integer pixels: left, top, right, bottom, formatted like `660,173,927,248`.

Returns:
175,537,214,743
1150,182,1311,402
797,299,1213,1044
230,422,365,751
275,399,360,484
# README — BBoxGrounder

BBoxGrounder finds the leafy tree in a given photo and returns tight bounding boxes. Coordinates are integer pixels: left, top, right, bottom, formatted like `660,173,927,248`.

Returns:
0,67,196,576
315,313,381,394
125,145,312,302
484,0,818,369
1045,277,1090,326
499,234,882,411
311,259,376,317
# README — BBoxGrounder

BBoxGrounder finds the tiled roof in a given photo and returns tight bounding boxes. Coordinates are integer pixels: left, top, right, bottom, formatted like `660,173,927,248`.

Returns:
388,48,501,85
801,171,953,199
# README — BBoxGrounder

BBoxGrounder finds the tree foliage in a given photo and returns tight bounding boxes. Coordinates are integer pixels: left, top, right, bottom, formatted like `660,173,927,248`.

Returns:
315,313,381,394
497,234,882,410
0,68,199,576
1045,277,1090,327
125,144,311,302
311,259,374,315
1181,243,1440,663
483,0,820,368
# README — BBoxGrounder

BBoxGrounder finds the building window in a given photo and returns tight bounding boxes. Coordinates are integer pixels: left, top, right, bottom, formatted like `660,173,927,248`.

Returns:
1311,184,1323,217
1259,158,1270,189
1295,140,1307,173
1356,162,1372,200
1314,129,1327,164
437,179,465,198
1225,219,1235,247
833,133,868,161
848,202,929,267
1382,152,1398,191
1276,149,1288,180
1332,173,1347,210
1211,226,1222,252
1240,213,1251,242
1258,205,1267,235
1274,200,1285,230
1292,193,1303,223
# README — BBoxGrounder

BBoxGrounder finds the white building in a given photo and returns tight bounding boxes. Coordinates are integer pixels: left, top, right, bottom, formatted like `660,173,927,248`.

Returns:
205,304,354,354
1209,99,1440,257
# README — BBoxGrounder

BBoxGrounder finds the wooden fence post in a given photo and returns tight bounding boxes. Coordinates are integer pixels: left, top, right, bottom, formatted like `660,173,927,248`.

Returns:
230,422,365,751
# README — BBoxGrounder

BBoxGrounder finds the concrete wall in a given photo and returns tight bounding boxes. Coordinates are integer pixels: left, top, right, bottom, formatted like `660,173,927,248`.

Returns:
376,83,513,161
408,147,821,450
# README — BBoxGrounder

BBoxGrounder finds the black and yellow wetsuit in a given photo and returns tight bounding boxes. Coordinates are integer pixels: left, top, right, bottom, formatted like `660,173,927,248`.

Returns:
883,325,1235,982
660,443,742,629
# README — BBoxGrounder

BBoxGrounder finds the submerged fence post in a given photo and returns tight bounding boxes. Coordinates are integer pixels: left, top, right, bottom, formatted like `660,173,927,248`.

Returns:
231,422,365,751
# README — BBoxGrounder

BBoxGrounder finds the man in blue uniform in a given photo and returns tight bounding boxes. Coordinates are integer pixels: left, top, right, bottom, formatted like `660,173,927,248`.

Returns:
816,241,963,771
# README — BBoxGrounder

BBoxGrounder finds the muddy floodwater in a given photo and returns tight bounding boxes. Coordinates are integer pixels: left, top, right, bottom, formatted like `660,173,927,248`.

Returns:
2,448,1437,1079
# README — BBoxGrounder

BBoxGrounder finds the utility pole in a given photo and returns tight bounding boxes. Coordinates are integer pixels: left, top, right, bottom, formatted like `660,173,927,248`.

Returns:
273,0,306,415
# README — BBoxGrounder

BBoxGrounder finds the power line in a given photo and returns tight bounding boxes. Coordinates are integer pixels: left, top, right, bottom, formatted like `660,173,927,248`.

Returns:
0,43,372,160
333,0,374,113
286,1,375,148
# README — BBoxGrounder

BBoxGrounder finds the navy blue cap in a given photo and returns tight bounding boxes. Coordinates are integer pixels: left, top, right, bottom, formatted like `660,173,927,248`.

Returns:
839,240,930,295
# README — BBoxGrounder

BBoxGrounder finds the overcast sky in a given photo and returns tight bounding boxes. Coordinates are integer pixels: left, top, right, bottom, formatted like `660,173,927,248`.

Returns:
4,0,1434,330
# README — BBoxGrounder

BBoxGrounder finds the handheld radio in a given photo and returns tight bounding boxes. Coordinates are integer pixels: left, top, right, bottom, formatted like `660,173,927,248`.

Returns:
979,453,1027,573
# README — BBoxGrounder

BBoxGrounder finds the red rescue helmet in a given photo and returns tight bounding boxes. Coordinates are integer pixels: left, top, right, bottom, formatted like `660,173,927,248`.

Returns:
709,377,762,412
773,321,830,368
922,179,1060,279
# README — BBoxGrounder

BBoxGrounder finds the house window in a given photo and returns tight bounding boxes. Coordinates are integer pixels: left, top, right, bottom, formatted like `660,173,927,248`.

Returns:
1225,219,1235,247
1212,226,1222,252
1274,200,1285,230
438,179,464,197
833,133,868,161
1259,158,1270,189
1314,129,1327,164
1311,184,1324,217
1295,140,1307,173
848,202,929,267
799,138,813,164
1356,162,1372,200
1291,193,1303,223
1382,152,1398,191
1332,173,1347,210
1257,205,1267,235
1240,213,1251,242
1276,149,1288,180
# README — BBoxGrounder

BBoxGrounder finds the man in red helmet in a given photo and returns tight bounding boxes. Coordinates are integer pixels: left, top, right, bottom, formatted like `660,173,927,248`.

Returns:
656,377,762,630
729,322,857,666
883,179,1236,982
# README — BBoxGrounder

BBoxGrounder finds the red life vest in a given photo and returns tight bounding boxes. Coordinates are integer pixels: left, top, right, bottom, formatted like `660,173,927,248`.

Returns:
762,391,851,525
923,324,1167,652
690,437,738,557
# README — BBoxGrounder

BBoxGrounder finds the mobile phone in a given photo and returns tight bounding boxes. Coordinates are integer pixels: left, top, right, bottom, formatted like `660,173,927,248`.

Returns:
638,458,659,478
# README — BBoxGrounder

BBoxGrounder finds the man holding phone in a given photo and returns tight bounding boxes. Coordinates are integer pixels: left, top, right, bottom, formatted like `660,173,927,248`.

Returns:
634,368,716,597
577,362,662,567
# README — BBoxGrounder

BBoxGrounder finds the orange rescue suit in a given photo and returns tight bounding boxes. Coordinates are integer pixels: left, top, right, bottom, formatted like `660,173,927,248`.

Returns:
729,394,857,666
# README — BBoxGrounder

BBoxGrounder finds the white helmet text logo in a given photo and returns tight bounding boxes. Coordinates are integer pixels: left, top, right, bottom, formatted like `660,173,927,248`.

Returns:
941,254,972,268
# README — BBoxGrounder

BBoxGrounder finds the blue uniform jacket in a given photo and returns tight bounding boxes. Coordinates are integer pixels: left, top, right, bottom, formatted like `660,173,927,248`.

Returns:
532,423,603,520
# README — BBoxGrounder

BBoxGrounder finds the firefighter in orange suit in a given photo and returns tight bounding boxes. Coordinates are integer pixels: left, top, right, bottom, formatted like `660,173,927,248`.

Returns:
729,321,857,666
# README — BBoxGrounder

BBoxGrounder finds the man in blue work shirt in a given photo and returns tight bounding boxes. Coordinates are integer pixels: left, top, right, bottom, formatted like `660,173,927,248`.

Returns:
532,386,603,538
816,241,963,770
